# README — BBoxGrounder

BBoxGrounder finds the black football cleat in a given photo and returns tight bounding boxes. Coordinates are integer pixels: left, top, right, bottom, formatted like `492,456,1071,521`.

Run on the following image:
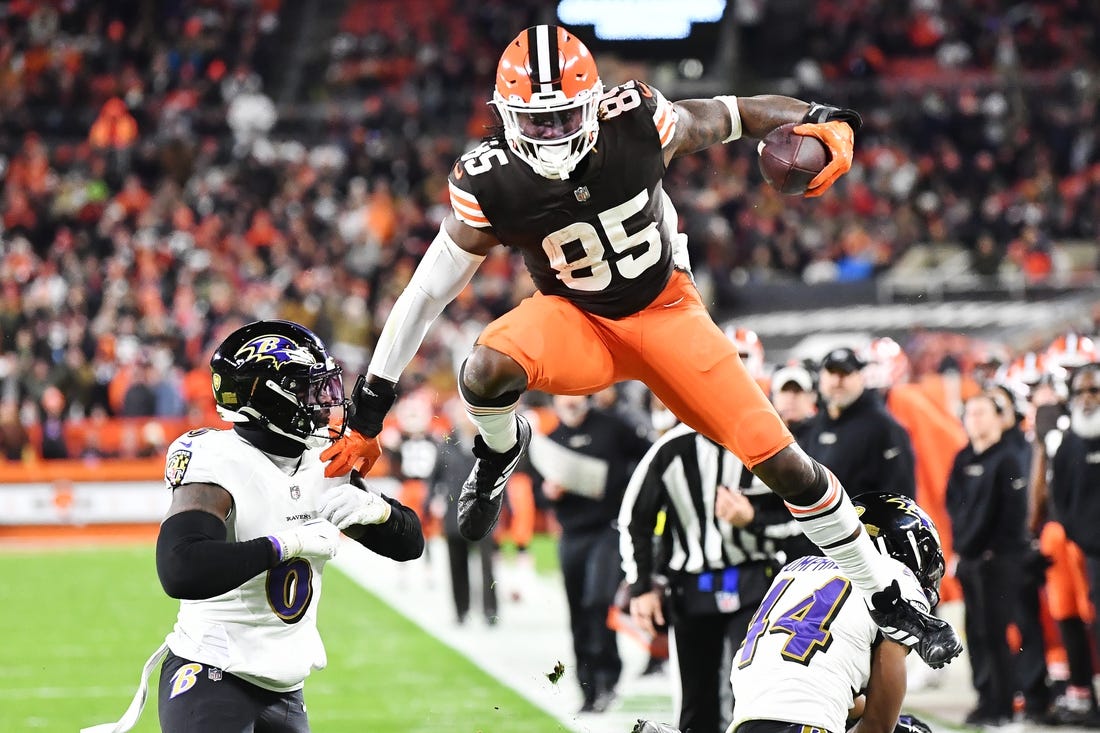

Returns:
632,720,681,733
457,415,532,541
869,580,963,669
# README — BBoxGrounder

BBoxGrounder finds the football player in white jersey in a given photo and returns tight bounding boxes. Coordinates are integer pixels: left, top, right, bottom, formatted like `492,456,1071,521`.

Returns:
84,320,424,733
633,492,942,733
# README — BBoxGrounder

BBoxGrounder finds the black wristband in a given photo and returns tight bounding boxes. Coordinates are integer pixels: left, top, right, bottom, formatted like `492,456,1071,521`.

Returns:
347,375,398,438
156,510,277,600
802,102,863,132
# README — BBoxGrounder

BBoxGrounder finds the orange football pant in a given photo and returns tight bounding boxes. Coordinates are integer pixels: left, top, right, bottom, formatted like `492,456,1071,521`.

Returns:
476,270,793,468
1041,521,1094,623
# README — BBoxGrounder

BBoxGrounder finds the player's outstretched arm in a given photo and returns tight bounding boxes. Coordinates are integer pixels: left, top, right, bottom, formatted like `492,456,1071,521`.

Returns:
156,482,278,600
667,95,861,197
666,95,810,161
322,214,498,477
850,639,908,733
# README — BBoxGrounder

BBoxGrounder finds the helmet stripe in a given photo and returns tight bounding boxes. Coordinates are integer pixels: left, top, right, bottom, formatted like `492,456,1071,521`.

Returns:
546,26,561,90
531,24,560,93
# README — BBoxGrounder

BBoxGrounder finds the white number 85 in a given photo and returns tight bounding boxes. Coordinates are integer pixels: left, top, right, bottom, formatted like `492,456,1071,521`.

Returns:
541,188,662,291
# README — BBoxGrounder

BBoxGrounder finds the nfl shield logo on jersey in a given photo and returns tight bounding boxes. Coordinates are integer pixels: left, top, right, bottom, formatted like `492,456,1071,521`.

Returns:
573,186,590,202
289,485,301,500
715,590,742,613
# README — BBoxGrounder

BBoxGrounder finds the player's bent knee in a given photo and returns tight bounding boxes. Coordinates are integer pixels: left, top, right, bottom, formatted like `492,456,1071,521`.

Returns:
751,445,820,502
462,346,528,399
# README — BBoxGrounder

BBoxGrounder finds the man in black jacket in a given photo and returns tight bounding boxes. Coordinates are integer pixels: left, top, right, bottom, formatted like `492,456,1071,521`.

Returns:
1050,364,1100,671
946,392,1030,726
988,383,1052,721
535,394,652,714
806,347,916,498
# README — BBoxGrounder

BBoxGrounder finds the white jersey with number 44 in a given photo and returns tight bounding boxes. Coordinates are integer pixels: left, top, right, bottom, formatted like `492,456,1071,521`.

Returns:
729,555,927,733
162,428,337,692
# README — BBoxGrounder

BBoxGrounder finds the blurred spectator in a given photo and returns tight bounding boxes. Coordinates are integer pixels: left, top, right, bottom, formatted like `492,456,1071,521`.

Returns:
537,394,651,714
89,98,138,151
1032,366,1100,725
969,232,1003,282
120,357,158,417
769,364,817,441
987,384,1052,721
946,393,1030,727
39,386,69,459
1049,365,1100,673
806,347,916,497
427,404,499,627
0,400,29,460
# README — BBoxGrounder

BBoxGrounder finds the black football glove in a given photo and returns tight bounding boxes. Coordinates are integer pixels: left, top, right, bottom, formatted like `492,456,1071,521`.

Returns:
346,375,397,438
894,713,933,733
802,102,863,132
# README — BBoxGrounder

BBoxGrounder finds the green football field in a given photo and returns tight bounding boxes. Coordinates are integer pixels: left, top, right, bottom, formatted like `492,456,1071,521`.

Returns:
1,544,570,732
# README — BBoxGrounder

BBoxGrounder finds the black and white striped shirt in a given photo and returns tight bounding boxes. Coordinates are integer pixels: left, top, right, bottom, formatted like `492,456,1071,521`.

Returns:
618,423,816,596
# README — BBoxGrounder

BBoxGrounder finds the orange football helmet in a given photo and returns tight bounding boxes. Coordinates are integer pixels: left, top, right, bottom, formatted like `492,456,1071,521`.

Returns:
1000,351,1069,396
491,25,603,180
1044,332,1099,370
725,326,766,379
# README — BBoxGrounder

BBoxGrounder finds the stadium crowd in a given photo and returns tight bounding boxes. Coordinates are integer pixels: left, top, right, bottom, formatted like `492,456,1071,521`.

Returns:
0,0,1097,456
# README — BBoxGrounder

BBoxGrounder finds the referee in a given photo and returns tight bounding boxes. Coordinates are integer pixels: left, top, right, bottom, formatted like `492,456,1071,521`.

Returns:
619,417,816,733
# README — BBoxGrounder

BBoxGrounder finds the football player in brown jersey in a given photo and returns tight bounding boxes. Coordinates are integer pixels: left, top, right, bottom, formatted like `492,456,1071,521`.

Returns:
322,24,961,668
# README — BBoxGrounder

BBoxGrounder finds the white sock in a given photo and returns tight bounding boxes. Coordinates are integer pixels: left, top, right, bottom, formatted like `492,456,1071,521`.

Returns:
464,398,519,454
785,469,893,599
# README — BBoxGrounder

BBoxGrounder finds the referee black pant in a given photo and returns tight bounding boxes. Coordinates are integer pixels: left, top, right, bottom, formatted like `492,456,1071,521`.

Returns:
672,607,753,733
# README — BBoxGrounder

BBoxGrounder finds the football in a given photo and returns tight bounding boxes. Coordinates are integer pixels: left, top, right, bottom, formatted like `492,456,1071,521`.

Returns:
757,122,830,195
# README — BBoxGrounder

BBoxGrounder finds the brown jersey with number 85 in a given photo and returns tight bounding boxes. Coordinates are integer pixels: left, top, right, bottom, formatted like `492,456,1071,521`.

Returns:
447,80,680,320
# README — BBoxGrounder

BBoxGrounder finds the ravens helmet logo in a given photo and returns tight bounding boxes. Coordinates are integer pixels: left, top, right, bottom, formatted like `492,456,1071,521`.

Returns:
235,335,318,371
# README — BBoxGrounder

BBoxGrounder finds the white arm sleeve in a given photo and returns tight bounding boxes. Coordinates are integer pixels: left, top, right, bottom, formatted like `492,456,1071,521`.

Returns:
367,223,485,382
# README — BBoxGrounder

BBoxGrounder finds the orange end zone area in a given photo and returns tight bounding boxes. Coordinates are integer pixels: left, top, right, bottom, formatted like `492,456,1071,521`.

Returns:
0,523,158,550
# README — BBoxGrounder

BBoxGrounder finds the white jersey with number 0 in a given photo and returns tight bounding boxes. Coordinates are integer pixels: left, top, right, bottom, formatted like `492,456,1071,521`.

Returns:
162,428,339,692
729,555,927,733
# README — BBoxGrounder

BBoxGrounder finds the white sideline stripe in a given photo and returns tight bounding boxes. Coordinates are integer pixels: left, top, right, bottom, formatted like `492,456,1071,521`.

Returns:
330,540,587,731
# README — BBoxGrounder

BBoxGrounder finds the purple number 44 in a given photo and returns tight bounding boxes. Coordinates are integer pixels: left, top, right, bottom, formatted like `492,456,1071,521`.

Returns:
738,575,852,668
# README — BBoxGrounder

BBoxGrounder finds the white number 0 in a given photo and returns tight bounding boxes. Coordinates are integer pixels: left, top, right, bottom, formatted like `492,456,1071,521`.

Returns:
541,189,662,292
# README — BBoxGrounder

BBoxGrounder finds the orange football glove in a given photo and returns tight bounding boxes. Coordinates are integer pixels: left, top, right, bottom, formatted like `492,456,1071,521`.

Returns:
321,430,381,478
792,120,855,198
